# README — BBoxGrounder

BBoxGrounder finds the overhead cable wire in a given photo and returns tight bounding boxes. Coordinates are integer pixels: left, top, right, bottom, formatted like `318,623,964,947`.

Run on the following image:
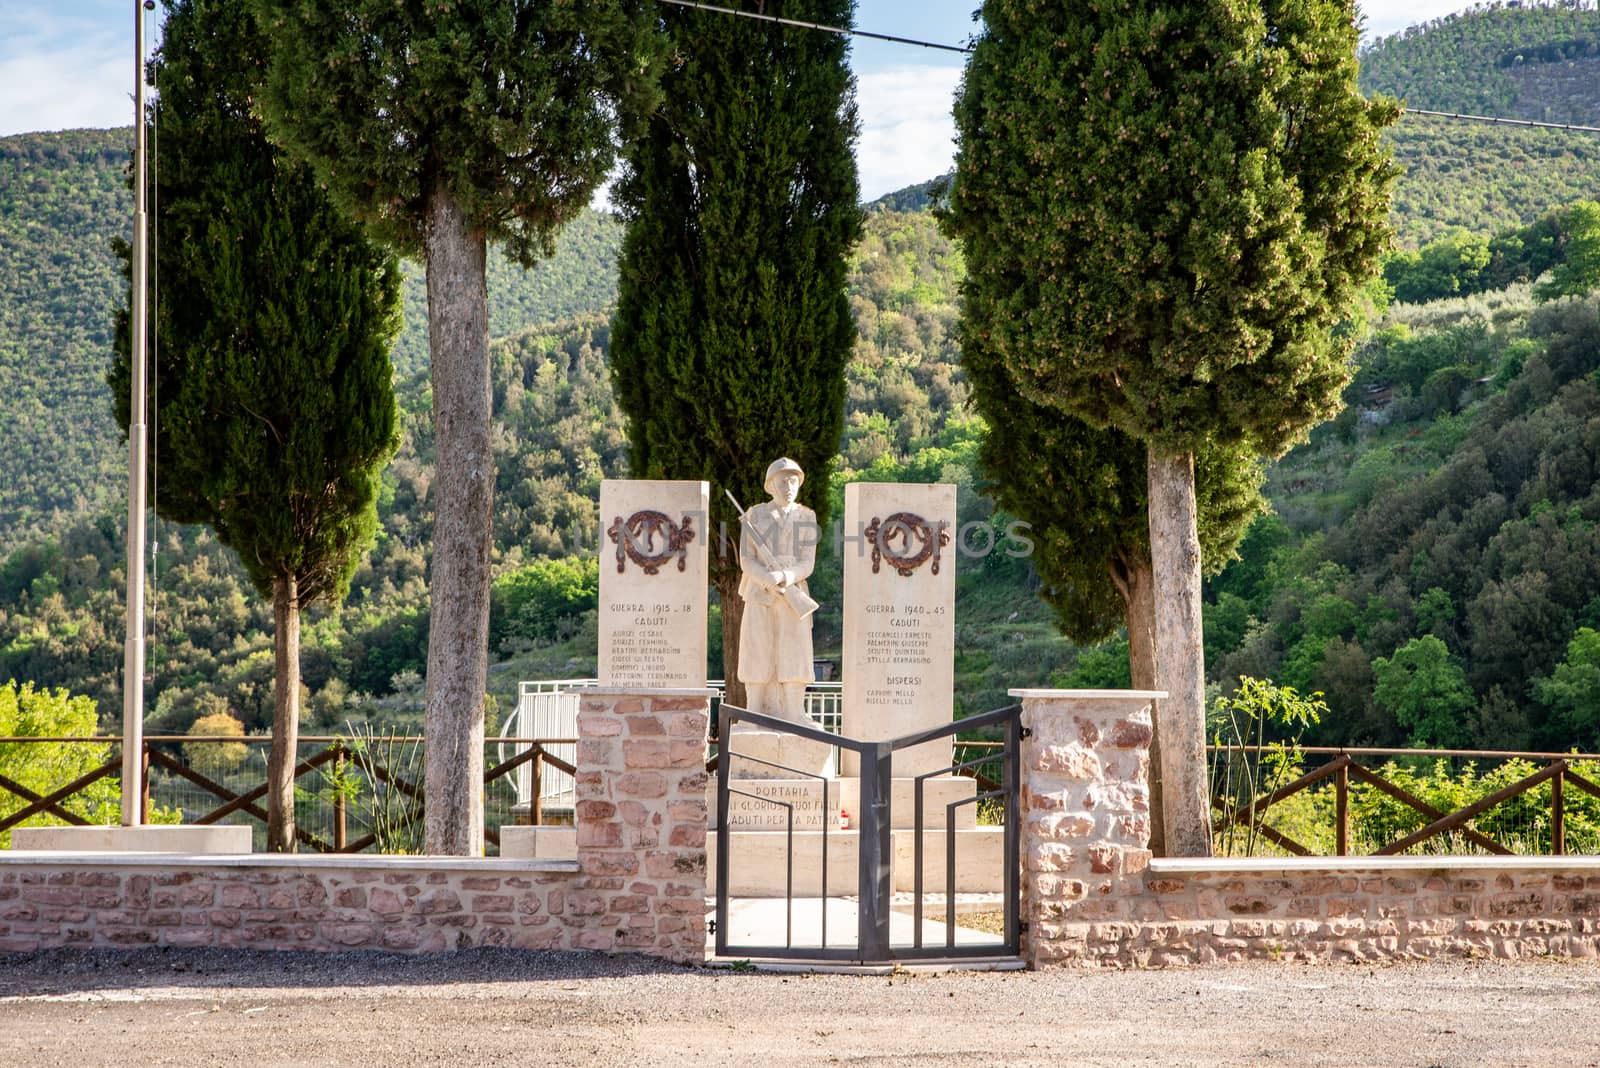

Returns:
655,1,1600,136
655,0,974,54
1404,108,1600,134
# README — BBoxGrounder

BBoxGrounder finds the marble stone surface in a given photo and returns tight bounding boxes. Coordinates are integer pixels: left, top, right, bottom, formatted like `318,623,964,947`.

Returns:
840,482,958,776
597,480,710,688
9,825,253,853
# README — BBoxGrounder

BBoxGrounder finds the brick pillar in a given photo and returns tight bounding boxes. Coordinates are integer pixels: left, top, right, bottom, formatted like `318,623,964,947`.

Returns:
572,687,713,966
1011,688,1161,968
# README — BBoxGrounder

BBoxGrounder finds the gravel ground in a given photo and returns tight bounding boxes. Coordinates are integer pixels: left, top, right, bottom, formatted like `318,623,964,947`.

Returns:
3,948,1600,1067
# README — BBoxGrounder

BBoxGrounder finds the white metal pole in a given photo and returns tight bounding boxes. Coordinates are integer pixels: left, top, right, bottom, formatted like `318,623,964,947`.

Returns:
121,0,149,827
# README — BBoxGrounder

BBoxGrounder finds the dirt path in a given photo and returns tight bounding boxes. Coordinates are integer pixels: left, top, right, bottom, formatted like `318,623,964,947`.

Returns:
2,948,1599,1067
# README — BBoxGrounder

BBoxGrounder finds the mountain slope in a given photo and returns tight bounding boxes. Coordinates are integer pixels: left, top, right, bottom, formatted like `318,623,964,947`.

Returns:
1360,4,1600,247
0,126,622,553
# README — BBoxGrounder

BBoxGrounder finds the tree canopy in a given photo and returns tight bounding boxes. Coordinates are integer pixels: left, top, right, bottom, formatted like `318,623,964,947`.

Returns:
948,0,1398,856
949,1,1399,456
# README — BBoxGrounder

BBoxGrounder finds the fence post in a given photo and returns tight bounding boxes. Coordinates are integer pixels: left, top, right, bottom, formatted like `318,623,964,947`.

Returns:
1553,762,1566,856
531,753,543,826
140,745,151,824
334,746,347,851
1336,760,1349,857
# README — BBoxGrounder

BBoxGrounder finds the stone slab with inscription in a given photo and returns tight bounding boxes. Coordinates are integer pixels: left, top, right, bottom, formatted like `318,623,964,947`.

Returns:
598,479,710,687
840,482,958,777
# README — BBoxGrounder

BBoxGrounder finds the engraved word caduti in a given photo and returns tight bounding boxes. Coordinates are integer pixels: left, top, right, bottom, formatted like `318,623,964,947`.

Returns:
607,510,696,575
865,512,951,577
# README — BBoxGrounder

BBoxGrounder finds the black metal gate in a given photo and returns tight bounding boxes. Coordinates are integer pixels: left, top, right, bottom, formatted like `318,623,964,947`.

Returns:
713,703,1021,963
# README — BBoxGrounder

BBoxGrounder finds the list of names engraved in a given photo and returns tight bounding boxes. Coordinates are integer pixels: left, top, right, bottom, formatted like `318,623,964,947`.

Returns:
842,482,957,777
598,480,710,688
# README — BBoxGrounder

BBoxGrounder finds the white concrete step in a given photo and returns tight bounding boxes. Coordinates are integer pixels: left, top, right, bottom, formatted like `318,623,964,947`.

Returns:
708,896,1015,960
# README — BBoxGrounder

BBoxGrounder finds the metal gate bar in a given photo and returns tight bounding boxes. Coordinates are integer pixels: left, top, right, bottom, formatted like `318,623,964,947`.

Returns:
889,703,1022,960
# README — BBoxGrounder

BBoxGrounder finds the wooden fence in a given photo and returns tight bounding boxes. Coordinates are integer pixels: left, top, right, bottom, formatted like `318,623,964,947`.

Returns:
0,735,575,852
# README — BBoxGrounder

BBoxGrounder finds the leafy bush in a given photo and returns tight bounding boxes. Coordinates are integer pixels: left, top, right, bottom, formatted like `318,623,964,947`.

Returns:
184,706,248,776
0,679,121,846
490,556,600,648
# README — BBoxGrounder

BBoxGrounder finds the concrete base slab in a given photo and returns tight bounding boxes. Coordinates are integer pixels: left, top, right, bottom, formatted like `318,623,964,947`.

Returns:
9,825,252,853
711,775,979,831
497,825,576,860
708,956,1026,975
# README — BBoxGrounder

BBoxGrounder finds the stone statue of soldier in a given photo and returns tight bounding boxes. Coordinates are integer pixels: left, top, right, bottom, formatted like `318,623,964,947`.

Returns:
737,457,818,726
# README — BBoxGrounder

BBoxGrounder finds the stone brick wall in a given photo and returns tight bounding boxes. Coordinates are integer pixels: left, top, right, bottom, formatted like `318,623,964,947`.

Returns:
0,860,576,954
0,687,711,966
1118,858,1600,965
1016,689,1600,967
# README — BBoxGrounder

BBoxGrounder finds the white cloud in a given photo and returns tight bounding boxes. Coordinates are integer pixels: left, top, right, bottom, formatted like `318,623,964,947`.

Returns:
1358,1,1480,40
0,45,131,137
0,1,164,138
854,65,961,202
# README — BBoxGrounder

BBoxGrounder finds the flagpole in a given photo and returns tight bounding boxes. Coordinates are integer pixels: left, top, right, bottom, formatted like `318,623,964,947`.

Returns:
121,0,150,827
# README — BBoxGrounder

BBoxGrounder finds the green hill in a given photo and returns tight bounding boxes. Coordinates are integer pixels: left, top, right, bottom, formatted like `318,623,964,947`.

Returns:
1360,3,1600,122
0,126,623,554
0,130,131,548
1360,4,1600,247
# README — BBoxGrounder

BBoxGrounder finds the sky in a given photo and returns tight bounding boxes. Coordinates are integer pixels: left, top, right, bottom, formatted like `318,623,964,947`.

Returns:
0,0,1485,201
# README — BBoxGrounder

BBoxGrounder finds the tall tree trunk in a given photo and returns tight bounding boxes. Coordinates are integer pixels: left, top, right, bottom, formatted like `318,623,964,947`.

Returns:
1147,448,1212,857
1111,550,1163,856
268,571,300,853
717,570,747,710
422,190,492,856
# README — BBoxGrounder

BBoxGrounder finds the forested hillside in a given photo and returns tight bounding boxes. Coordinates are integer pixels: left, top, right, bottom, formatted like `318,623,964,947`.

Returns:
1361,3,1600,247
1206,287,1600,751
1361,2,1600,122
0,207,1036,734
0,131,131,547
5,4,1600,746
0,127,623,554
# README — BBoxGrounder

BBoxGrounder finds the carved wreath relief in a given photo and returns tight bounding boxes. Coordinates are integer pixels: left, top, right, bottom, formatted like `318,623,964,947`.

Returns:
607,510,696,575
865,512,950,577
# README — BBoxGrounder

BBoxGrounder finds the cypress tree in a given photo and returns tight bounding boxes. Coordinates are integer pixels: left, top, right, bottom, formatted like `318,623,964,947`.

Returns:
251,0,662,853
610,0,863,704
947,0,1398,853
974,369,1265,853
110,0,402,851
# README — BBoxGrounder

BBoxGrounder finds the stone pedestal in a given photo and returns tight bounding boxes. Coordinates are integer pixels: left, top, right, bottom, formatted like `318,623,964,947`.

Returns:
1011,688,1162,968
720,729,834,781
